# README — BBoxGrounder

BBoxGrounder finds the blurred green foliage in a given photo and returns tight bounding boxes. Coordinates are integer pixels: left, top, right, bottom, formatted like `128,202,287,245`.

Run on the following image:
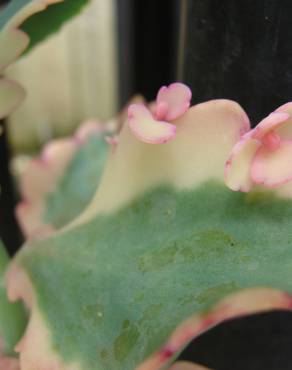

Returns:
21,0,91,52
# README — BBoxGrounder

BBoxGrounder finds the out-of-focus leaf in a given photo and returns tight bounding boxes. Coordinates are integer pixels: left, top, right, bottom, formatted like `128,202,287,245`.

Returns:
0,0,90,55
44,134,108,229
21,0,90,52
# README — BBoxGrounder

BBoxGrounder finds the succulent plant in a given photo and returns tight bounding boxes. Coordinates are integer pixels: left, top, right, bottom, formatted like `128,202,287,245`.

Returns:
3,2,292,370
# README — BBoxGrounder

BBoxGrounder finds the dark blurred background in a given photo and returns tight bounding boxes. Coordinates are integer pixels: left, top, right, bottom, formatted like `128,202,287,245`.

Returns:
2,0,292,369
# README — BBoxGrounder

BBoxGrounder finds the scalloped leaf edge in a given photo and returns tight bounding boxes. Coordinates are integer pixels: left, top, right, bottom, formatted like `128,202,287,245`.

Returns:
0,0,65,119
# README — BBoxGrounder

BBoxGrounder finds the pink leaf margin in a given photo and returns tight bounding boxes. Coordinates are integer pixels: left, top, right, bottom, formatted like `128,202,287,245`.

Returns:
136,288,292,370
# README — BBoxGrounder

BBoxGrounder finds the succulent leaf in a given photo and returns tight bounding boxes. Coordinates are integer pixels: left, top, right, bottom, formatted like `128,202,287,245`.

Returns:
16,121,108,239
0,0,90,56
20,0,90,53
225,101,292,194
9,182,292,370
8,96,292,369
0,78,25,119
0,0,70,120
0,28,29,71
44,133,108,229
0,0,68,67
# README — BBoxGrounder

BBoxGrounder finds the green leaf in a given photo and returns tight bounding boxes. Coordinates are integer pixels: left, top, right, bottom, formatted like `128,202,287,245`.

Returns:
0,0,90,53
14,182,292,369
44,135,108,228
0,0,88,120
0,0,31,30
21,0,90,52
0,241,26,356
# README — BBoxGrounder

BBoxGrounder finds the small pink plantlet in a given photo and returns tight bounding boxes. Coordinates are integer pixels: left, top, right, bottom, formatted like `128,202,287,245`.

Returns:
225,102,292,191
128,82,191,144
128,104,177,144
155,82,192,120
